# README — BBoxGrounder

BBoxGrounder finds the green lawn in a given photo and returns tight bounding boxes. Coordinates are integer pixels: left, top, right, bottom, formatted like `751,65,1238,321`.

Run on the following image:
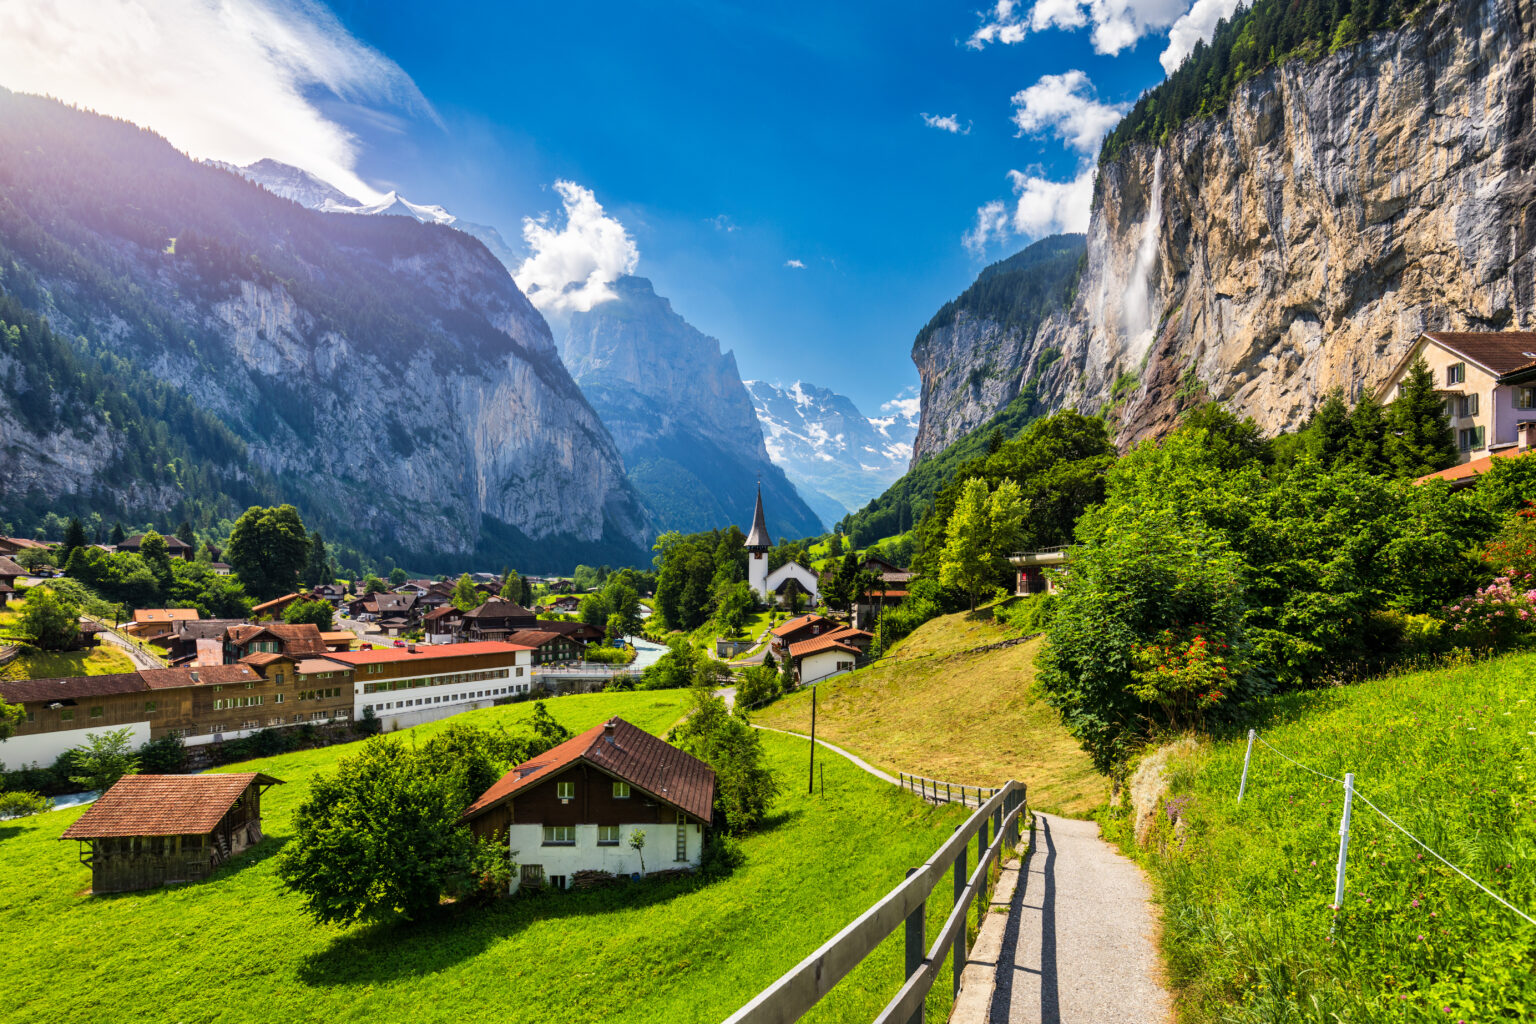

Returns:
2,690,976,1024
0,645,136,681
1112,651,1536,1022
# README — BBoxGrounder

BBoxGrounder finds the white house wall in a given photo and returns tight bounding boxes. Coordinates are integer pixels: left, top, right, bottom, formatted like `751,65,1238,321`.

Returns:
798,648,856,686
507,821,703,893
764,562,820,602
0,720,151,768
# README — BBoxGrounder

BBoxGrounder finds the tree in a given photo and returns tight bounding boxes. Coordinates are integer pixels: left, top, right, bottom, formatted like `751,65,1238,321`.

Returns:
278,738,496,925
527,701,571,749
0,696,21,741
19,586,80,651
137,734,187,773
669,688,781,833
1387,357,1458,478
641,637,699,690
62,518,88,562
109,522,126,545
1346,389,1391,475
714,581,755,636
138,530,173,595
938,478,1028,611
363,574,388,595
284,598,335,631
303,532,333,588
1305,388,1350,467
175,519,196,548
500,570,524,603
389,567,408,586
628,827,647,875
227,505,310,600
69,728,140,791
451,573,481,612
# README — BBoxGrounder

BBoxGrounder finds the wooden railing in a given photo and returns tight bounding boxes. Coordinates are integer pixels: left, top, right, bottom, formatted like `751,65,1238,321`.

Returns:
898,772,1000,808
722,780,1028,1024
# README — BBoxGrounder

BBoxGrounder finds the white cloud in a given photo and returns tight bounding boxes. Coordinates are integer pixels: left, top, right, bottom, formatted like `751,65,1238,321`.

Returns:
514,181,639,315
963,199,1012,256
1160,0,1240,71
1006,165,1096,236
785,259,806,269
879,389,921,427
0,0,435,203
708,214,738,232
921,112,972,135
1010,71,1127,154
969,0,1189,55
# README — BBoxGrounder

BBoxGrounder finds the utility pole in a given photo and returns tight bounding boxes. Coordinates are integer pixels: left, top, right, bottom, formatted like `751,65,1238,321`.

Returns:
808,685,817,795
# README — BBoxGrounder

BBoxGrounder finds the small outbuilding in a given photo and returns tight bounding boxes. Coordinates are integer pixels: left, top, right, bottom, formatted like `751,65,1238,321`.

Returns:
60,773,282,893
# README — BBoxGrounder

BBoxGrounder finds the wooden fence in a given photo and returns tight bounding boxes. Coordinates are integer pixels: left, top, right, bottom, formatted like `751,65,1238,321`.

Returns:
897,771,1000,808
722,780,1028,1024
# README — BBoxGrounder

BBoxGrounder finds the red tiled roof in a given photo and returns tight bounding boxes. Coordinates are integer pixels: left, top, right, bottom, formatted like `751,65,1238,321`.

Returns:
1414,448,1531,485
250,592,302,615
862,589,910,599
60,773,282,839
770,613,834,638
788,635,863,659
132,609,199,624
0,672,147,703
462,718,715,824
140,665,260,689
1422,332,1536,375
322,640,531,666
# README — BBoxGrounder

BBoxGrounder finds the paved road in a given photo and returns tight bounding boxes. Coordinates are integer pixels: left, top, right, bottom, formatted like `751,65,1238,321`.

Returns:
955,813,1171,1024
750,724,899,785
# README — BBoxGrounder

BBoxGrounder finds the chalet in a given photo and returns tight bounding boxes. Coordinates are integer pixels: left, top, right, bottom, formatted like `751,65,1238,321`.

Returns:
210,562,233,576
461,717,716,892
223,623,328,661
251,592,303,620
320,631,356,652
61,773,282,893
853,584,911,630
1010,546,1069,596
461,597,538,641
0,554,24,590
124,608,200,641
0,671,153,765
327,640,534,730
312,583,348,604
0,536,48,557
162,618,247,665
788,627,871,686
551,595,582,613
533,619,605,646
423,605,465,644
1378,331,1536,463
504,629,582,665
769,613,839,660
119,534,195,560
347,592,420,627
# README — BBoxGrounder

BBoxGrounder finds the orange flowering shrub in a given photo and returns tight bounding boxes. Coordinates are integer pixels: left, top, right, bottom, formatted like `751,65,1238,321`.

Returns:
1131,626,1241,728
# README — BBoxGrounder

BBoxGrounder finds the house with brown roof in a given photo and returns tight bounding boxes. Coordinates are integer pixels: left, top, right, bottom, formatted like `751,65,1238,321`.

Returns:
119,534,195,560
0,554,23,606
124,608,200,641
461,717,716,892
787,627,872,686
61,773,282,893
251,592,304,621
461,598,538,641
1378,331,1536,463
769,613,839,660
223,623,328,661
0,536,48,557
422,605,465,644
504,629,582,665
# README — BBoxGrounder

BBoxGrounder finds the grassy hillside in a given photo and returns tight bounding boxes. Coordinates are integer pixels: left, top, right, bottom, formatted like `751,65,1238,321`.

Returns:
1114,652,1536,1022
754,609,1101,814
3,689,977,1024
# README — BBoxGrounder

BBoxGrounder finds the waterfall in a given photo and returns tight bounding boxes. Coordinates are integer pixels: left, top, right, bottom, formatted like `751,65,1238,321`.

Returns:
1121,150,1164,365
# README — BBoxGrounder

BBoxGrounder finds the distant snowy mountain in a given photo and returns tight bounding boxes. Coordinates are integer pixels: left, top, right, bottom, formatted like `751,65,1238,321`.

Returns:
744,380,918,521
213,159,520,272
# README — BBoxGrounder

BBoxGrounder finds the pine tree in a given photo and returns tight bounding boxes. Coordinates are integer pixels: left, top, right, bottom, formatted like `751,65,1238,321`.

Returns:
1345,389,1390,475
110,522,126,545
303,532,333,588
62,518,87,561
1387,357,1458,478
1306,388,1351,467
451,573,480,612
176,519,196,548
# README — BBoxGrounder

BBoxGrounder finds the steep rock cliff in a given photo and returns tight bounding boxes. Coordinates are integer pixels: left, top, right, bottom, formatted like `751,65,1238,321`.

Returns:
916,0,1536,451
562,276,825,537
0,90,648,570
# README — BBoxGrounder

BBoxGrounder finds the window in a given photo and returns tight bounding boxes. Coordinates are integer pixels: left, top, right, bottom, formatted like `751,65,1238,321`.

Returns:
144,701,157,713
274,693,284,704
245,681,255,689
516,667,524,677
597,825,620,845
1460,426,1487,451
212,685,223,693
549,874,568,890
612,782,630,799
274,672,285,685
89,706,103,718
556,781,575,800
1520,387,1536,410
1460,394,1480,417
1447,362,1466,385
542,826,575,846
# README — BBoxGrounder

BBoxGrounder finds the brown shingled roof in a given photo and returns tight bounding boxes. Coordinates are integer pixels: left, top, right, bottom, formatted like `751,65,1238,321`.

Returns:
770,613,835,638
0,555,24,577
139,665,260,689
503,629,570,648
224,623,327,656
1422,332,1536,375
462,718,715,825
0,672,147,704
60,773,282,839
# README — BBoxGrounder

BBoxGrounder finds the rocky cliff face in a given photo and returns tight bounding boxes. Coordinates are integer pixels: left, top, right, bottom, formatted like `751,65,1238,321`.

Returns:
562,276,825,537
0,90,647,570
917,0,1536,451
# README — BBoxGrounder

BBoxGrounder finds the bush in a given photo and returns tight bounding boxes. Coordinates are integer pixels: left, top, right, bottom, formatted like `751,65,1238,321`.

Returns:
995,593,1056,634
582,645,635,665
699,832,744,879
1483,510,1536,578
1442,576,1536,652
137,734,186,774
18,586,81,651
734,664,782,712
0,790,53,818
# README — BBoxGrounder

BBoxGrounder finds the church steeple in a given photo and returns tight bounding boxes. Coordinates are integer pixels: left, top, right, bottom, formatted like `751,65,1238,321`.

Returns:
744,483,771,551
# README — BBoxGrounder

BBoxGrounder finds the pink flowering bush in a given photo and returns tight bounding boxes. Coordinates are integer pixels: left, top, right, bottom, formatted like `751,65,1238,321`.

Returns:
1442,575,1536,651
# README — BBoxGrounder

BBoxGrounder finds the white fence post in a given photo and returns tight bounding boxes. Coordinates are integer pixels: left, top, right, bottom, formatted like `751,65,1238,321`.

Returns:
1237,729,1255,803
1332,772,1354,933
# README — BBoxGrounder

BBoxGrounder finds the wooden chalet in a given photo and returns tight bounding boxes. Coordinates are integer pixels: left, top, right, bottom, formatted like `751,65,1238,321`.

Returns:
61,773,282,892
504,629,582,665
769,613,839,659
461,598,538,641
250,592,303,620
119,534,195,560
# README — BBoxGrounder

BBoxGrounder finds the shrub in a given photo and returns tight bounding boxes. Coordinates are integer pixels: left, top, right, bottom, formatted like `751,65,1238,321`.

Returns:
1483,511,1536,579
68,727,139,791
0,790,53,818
582,645,635,665
18,586,81,651
734,664,782,712
1442,576,1536,652
699,832,745,879
137,734,186,774
995,593,1056,634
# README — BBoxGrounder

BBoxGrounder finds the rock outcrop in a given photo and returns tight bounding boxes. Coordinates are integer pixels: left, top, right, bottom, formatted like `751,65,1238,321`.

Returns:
915,0,1536,452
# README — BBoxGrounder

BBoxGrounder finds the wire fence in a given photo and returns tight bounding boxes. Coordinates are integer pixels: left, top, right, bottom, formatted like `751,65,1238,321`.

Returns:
1236,728,1536,929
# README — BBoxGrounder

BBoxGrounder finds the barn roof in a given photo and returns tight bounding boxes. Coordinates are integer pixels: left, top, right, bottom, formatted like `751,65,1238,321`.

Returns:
0,672,147,703
462,718,715,825
60,773,282,839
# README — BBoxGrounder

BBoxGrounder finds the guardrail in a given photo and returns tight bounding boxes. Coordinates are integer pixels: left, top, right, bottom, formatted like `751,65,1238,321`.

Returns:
1009,545,1068,558
86,617,168,667
722,780,1028,1024
898,772,1000,809
533,662,637,676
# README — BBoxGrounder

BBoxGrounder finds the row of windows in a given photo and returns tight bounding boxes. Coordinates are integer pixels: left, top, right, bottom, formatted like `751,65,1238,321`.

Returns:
204,711,349,734
364,683,529,714
542,825,625,847
213,695,264,710
555,781,630,800
360,668,513,694
299,687,344,701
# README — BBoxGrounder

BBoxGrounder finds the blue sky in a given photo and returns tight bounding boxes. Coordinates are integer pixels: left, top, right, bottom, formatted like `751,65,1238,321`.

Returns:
0,0,1233,416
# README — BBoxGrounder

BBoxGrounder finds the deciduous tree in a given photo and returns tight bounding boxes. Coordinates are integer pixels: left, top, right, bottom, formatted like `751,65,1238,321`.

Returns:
19,586,80,651
227,505,310,601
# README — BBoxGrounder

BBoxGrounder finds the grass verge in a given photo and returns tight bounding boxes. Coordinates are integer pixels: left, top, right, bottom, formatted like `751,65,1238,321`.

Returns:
1106,651,1536,1022
2,690,976,1024
0,645,136,681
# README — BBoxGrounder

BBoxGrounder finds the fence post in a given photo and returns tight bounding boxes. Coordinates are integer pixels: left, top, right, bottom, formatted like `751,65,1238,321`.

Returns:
1237,729,1256,803
947,782,952,803
904,867,925,1024
1332,772,1354,934
975,816,990,923
952,837,968,1001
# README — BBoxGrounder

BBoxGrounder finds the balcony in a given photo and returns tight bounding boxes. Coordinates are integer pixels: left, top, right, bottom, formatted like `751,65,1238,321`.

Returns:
1008,545,1069,567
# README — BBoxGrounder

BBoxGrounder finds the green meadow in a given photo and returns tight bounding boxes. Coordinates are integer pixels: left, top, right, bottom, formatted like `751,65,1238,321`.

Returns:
1,689,973,1024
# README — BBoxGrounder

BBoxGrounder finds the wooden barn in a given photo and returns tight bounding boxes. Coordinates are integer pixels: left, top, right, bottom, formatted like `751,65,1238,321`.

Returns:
60,773,282,893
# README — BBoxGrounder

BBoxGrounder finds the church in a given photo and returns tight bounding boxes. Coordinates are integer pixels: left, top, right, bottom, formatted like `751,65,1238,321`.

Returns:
744,486,820,606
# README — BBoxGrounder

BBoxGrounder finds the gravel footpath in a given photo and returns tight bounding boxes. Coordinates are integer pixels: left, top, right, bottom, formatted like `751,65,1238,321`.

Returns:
953,812,1171,1024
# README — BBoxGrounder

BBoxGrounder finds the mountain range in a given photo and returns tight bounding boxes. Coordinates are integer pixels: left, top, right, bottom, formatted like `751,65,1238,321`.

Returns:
743,380,916,524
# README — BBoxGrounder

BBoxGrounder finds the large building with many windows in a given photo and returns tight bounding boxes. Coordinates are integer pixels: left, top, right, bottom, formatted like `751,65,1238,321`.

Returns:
326,641,534,731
